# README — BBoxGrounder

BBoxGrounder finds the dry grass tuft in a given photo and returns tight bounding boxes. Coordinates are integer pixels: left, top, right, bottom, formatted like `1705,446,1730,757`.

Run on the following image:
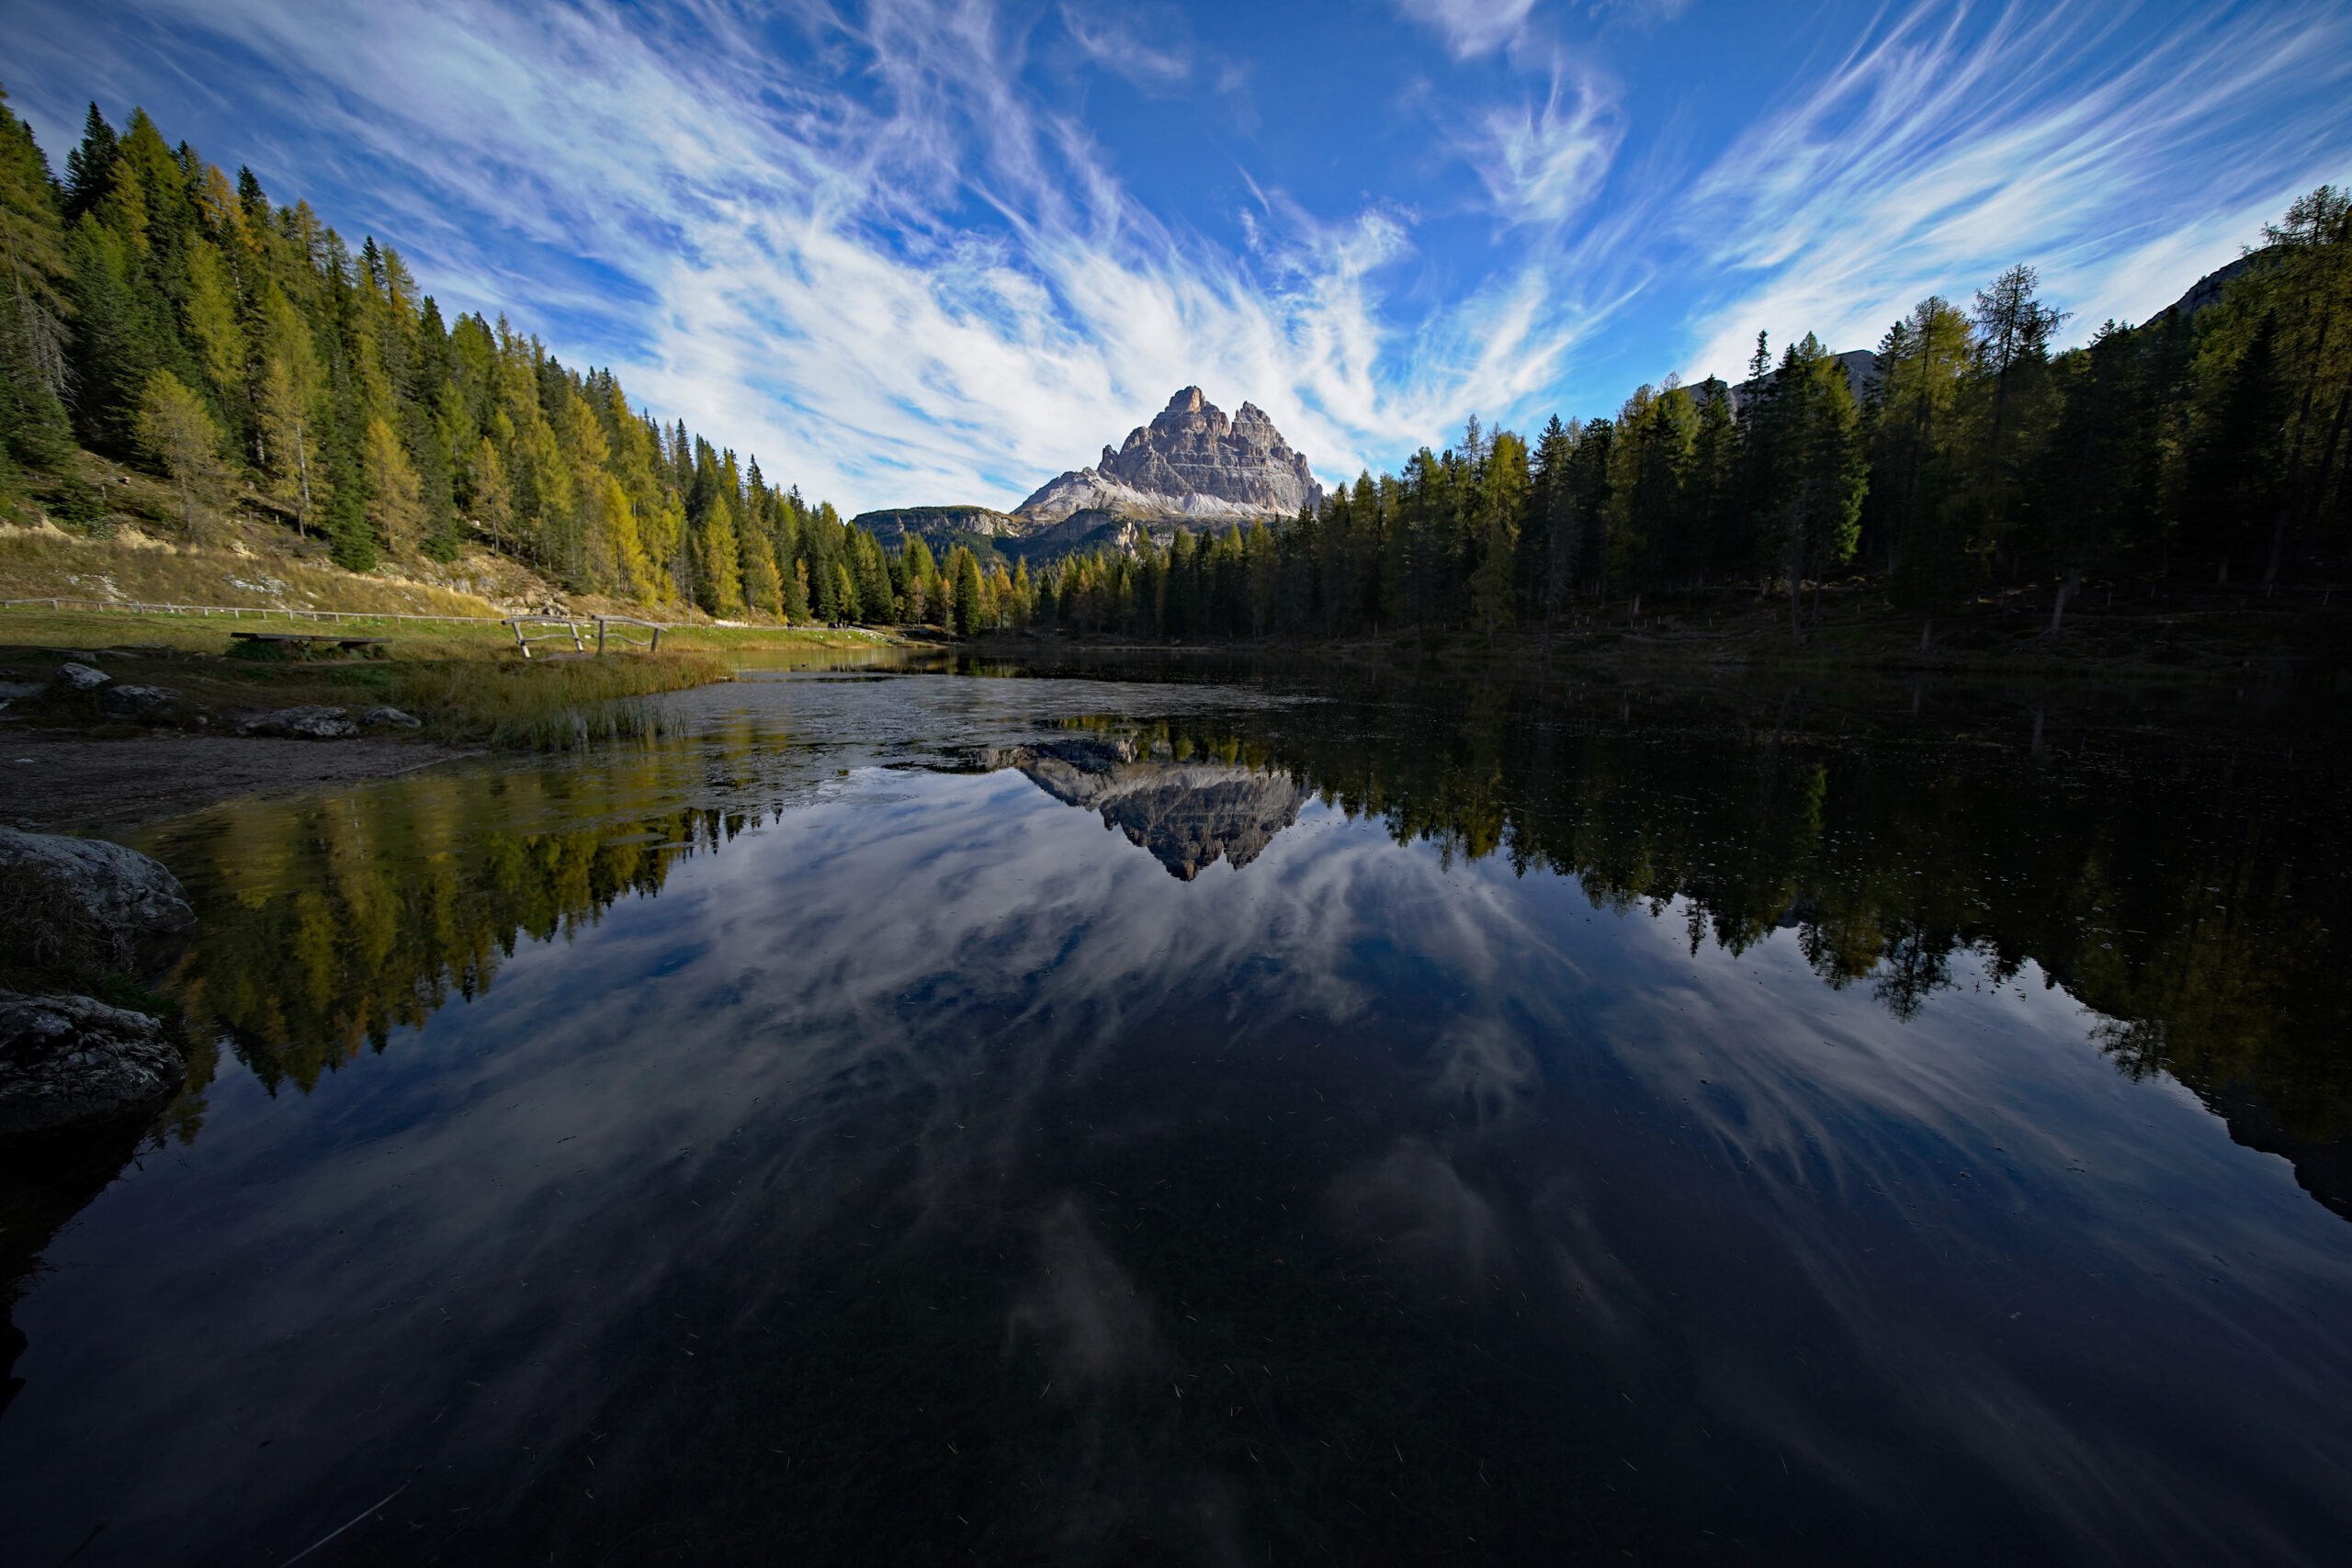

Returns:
392,651,728,750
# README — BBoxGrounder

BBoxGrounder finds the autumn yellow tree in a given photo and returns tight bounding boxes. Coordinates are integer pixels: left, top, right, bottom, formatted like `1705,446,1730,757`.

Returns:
360,415,424,554
135,370,226,537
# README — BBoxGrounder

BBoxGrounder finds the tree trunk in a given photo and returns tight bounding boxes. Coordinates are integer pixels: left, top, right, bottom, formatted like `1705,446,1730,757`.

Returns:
2046,569,2081,636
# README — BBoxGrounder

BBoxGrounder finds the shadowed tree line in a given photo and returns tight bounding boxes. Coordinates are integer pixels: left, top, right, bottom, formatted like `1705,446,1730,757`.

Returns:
1029,190,2351,643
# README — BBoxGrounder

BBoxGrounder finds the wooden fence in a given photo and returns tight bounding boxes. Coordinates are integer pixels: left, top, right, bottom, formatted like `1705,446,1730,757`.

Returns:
4,597,677,646
503,615,665,656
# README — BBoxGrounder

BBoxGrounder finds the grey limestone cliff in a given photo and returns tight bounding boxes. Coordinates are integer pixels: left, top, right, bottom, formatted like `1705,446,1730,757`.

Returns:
1016,388,1324,525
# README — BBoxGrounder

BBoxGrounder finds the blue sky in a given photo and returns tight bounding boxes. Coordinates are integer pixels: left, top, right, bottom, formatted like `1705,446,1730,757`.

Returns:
8,0,2349,514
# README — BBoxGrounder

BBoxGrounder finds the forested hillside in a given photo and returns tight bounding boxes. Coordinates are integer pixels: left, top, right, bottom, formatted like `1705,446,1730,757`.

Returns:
1037,192,2351,644
1,89,2344,647
0,91,1017,626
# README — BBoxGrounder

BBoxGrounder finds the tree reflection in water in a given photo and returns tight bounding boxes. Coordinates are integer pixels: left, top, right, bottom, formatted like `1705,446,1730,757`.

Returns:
135,676,2351,1208
2,670,2338,1563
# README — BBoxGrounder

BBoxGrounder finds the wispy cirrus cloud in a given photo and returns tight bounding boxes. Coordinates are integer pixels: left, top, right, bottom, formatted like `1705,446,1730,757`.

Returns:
11,0,1488,505
1057,5,1193,88
6,0,2345,506
1392,0,1542,61
1470,59,1622,226
1674,0,2352,382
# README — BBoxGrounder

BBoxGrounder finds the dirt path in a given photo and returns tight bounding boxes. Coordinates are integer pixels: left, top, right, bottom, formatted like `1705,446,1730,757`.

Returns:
0,726,485,832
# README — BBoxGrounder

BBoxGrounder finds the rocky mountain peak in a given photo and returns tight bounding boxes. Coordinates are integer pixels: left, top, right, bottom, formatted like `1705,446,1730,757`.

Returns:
1015,388,1325,525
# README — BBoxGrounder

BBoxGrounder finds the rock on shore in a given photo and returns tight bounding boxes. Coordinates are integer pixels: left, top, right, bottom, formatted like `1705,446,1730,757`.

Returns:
0,994,185,1134
0,828,194,1134
0,825,194,971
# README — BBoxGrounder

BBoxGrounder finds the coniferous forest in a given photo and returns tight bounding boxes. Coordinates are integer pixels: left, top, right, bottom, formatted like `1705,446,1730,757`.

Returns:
2,91,2346,644
1040,195,2351,644
0,92,1003,626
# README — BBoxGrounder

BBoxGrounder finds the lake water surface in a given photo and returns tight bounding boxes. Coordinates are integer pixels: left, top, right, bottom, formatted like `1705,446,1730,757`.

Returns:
2,662,2347,1564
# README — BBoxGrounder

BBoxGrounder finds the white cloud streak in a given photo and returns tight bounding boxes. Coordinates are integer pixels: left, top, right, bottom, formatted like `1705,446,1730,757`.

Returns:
7,0,2345,508
19,0,1564,509
1392,0,1543,61
1470,59,1622,226
1674,0,2352,382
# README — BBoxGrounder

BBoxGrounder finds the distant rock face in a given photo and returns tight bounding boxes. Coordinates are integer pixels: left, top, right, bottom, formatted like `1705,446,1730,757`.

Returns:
2149,251,2269,322
854,506,1024,548
1017,388,1324,525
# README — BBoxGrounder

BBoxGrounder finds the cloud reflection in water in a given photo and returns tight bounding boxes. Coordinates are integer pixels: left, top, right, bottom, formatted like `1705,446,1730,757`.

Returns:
0,680,2346,1563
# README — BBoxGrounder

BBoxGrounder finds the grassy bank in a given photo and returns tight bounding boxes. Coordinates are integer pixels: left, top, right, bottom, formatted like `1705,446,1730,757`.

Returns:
392,651,729,749
0,604,740,752
0,508,922,658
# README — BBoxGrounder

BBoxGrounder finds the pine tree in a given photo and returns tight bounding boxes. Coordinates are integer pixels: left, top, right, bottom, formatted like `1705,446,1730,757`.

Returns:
0,88,74,473
61,104,119,225
950,547,983,636
1470,428,1529,640
741,519,783,616
696,491,744,615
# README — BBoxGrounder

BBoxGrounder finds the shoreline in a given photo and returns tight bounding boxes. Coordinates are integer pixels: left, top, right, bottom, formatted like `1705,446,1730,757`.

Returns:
0,727,488,833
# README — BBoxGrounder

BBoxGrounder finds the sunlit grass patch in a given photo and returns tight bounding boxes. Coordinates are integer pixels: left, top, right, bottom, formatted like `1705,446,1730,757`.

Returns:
392,651,729,750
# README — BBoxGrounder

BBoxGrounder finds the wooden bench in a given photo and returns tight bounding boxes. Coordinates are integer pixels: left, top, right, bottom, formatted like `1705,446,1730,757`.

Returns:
229,632,391,653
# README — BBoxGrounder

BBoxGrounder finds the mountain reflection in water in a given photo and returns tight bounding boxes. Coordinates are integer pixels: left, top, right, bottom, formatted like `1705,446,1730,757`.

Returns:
1002,735,1307,879
0,670,2346,1565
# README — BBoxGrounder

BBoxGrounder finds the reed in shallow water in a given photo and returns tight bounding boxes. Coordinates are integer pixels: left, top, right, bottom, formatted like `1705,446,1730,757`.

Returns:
392,651,728,750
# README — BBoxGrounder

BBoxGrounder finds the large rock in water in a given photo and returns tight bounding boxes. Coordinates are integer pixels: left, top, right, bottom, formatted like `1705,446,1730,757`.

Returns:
0,826,195,976
0,830,195,1134
1016,388,1325,525
0,994,185,1134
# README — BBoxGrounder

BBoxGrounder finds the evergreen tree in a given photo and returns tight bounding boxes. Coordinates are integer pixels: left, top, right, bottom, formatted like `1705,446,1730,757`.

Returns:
0,88,74,474
696,491,744,615
950,547,983,636
61,103,119,225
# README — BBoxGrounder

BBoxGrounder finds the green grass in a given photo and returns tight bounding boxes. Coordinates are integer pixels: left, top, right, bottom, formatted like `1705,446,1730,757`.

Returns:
0,605,739,751
0,604,910,659
391,650,729,750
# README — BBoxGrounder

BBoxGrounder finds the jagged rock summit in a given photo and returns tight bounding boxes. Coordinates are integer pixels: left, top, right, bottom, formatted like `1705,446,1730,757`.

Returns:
1017,388,1324,525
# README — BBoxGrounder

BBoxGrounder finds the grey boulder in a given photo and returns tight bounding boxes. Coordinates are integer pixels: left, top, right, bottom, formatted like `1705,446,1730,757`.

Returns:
358,705,423,728
0,826,196,982
239,705,358,739
51,661,109,692
98,683,178,719
0,992,186,1134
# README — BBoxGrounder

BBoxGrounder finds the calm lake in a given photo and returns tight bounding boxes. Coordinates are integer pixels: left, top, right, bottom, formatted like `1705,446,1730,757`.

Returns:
2,659,2347,1564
